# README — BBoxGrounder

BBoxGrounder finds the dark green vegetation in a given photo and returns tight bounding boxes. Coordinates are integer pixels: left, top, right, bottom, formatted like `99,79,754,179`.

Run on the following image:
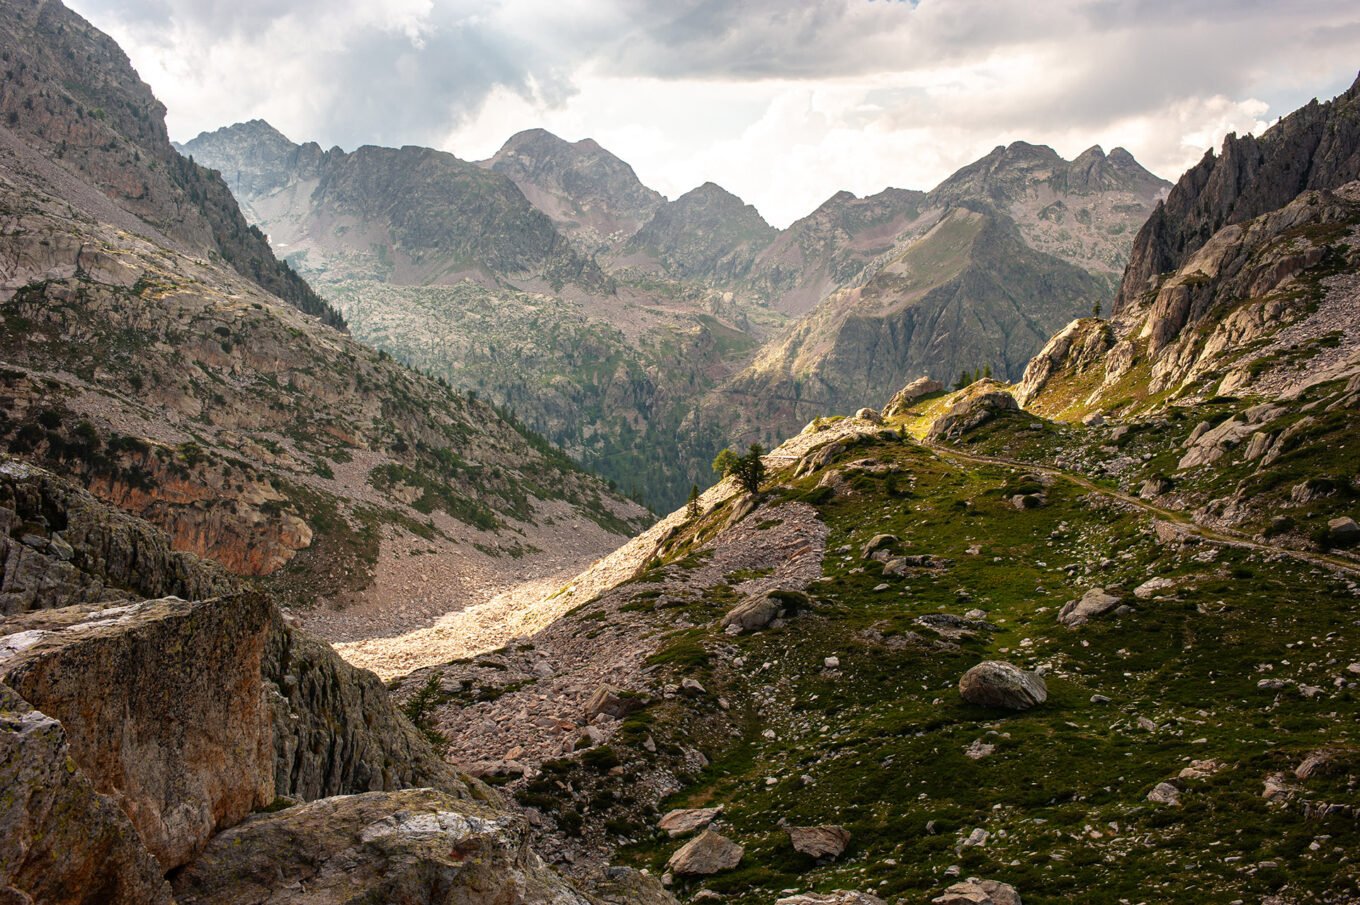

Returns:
525,425,1360,904
713,444,767,495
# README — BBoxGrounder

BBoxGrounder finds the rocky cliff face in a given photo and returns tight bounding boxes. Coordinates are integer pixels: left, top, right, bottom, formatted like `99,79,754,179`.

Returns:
1115,71,1360,314
486,127,666,253
0,458,606,902
0,0,344,328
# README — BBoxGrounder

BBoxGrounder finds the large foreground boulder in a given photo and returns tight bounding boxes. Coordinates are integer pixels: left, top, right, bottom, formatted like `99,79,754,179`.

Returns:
0,595,277,869
777,893,887,905
0,684,172,905
958,661,1048,711
172,789,592,904
787,824,851,859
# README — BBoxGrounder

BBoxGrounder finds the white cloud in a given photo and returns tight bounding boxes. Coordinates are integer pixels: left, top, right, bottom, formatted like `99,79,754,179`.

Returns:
69,0,1360,226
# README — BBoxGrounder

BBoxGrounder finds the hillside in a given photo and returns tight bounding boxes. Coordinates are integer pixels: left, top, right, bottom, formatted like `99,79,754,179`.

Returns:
388,379,1359,904
693,142,1169,453
0,0,647,642
182,122,780,511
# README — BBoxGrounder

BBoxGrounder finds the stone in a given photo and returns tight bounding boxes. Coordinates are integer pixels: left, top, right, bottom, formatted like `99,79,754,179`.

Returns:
928,390,1020,442
777,893,888,905
1133,577,1176,599
883,376,944,417
1058,588,1122,626
722,589,808,634
1139,476,1172,499
593,867,680,905
1328,517,1360,546
681,677,706,697
585,684,645,720
862,534,898,558
1082,412,1106,427
1244,431,1274,460
658,806,723,838
1147,782,1181,806
0,683,173,905
787,824,851,860
1179,759,1223,780
1295,750,1337,780
855,407,883,424
958,661,1047,710
932,878,1023,905
964,738,996,759
824,656,841,670
666,830,744,876
172,789,591,904
0,595,277,870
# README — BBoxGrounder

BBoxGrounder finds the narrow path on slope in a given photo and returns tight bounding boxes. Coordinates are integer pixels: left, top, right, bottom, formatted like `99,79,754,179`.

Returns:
924,441,1360,578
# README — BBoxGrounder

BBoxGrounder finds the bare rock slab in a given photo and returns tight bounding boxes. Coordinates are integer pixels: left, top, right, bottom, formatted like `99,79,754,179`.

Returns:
666,829,744,876
658,806,723,838
778,893,888,905
787,824,851,859
933,878,1023,905
958,661,1047,711
172,788,591,904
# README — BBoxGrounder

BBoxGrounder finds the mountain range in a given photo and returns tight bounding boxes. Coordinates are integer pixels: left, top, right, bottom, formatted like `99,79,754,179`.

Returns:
182,120,1168,509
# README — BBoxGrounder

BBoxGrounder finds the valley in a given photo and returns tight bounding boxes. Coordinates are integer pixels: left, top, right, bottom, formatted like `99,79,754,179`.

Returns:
1,1,1358,903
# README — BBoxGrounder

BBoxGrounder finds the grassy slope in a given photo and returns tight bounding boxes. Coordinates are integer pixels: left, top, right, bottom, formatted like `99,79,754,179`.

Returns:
521,415,1359,904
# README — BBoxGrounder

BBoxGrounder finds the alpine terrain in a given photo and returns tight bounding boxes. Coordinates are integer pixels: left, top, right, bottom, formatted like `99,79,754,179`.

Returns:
2,1,1358,904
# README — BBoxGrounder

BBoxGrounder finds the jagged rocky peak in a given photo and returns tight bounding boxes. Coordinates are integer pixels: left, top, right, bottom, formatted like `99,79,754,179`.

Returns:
1116,70,1360,313
179,119,327,199
486,127,665,244
625,181,779,282
931,140,1168,207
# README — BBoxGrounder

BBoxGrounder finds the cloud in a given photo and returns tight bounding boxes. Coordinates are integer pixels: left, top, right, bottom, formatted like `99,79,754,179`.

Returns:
67,0,1360,226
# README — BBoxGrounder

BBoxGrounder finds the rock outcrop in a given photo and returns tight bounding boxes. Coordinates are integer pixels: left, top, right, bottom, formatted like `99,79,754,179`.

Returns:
933,878,1023,905
958,661,1048,711
1,460,231,616
927,384,1021,442
171,789,592,905
1116,72,1360,314
1057,588,1123,627
0,594,276,869
0,683,173,905
787,824,851,860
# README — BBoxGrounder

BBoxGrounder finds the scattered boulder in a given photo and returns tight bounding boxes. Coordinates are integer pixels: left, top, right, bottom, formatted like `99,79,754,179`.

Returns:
855,407,883,424
883,376,944,417
1058,588,1122,626
862,534,898,559
585,684,646,721
787,824,851,860
1328,517,1360,547
1296,750,1339,781
593,867,679,905
171,789,591,904
958,661,1047,710
777,893,887,905
1133,577,1176,600
722,589,808,634
1011,493,1044,510
933,878,1023,905
666,829,744,876
1139,475,1173,499
658,806,723,838
1147,782,1181,806
1179,759,1223,781
0,683,173,905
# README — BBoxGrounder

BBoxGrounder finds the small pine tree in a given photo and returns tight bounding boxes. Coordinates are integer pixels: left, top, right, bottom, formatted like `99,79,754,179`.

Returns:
713,444,766,495
956,370,970,390
983,363,992,379
1091,300,1102,318
686,484,701,520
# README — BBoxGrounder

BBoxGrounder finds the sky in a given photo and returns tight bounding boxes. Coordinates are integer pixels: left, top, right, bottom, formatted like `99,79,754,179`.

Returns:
68,0,1360,228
